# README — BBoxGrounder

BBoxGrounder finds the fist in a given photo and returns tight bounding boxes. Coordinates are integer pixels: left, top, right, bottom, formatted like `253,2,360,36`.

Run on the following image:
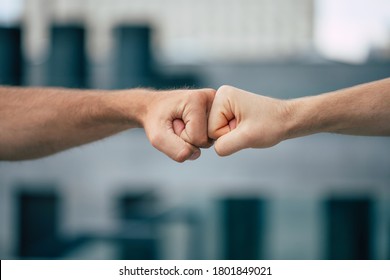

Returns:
208,85,290,156
142,88,215,162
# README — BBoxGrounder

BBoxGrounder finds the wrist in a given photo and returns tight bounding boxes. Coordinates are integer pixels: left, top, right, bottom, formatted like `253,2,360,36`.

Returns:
283,97,315,140
283,94,333,140
104,88,154,128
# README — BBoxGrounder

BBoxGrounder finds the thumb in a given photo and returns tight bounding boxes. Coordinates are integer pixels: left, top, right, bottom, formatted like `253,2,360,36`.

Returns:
148,126,200,162
214,125,249,156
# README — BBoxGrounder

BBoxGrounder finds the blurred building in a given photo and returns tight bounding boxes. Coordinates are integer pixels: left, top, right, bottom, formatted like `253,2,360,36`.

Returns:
0,0,389,261
22,0,314,64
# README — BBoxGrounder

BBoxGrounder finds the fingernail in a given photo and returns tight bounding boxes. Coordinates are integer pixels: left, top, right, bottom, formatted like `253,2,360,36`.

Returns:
189,150,200,160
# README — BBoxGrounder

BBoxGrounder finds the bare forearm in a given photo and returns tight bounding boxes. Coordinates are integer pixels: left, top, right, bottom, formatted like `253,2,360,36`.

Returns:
285,78,390,139
0,87,146,160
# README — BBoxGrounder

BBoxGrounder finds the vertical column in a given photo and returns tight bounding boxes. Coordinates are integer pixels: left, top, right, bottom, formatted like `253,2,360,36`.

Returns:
117,191,157,259
111,24,201,89
325,197,373,259
388,222,390,259
112,25,155,88
16,188,62,258
47,25,87,88
221,197,266,259
0,26,23,85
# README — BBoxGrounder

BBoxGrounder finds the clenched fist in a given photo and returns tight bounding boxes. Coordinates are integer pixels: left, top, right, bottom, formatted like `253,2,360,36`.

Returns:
208,85,291,156
141,88,216,162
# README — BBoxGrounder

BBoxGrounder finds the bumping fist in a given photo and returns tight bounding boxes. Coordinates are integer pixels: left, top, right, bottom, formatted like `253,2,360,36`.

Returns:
142,85,292,161
142,88,215,162
208,85,291,156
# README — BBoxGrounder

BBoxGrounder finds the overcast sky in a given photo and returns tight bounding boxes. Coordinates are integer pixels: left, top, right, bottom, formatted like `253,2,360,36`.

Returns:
315,0,390,62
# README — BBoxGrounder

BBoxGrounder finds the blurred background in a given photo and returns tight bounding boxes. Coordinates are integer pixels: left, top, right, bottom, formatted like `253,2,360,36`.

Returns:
0,0,390,260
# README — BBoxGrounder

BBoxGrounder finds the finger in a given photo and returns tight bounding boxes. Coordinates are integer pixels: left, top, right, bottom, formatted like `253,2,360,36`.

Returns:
229,118,237,130
209,117,237,140
181,90,215,148
208,96,235,140
210,123,231,139
149,126,200,162
174,117,214,149
214,126,249,156
204,89,217,147
173,119,185,136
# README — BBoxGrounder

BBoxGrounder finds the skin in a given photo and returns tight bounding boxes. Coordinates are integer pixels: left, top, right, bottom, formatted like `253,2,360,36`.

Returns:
0,87,215,162
2,78,389,161
208,78,390,156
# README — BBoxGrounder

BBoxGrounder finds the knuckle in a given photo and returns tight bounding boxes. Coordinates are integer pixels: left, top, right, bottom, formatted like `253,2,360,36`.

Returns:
203,138,214,148
206,88,217,94
199,136,211,147
189,88,214,103
201,88,217,99
189,132,209,147
192,89,206,99
217,85,233,94
149,132,163,150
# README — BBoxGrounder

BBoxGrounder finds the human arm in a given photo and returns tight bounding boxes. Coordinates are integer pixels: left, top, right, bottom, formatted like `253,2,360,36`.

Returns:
0,86,215,161
208,78,390,156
